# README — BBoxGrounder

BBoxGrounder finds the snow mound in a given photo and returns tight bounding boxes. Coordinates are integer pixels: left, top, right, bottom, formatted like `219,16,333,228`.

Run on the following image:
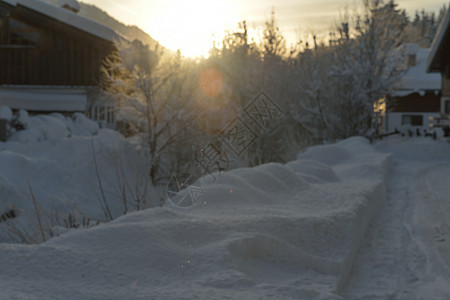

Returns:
0,173,23,242
27,115,69,141
286,159,340,182
0,113,157,243
0,106,12,120
9,111,99,143
10,110,71,142
0,136,391,299
0,173,21,209
297,145,351,165
198,162,309,206
0,151,41,184
297,137,376,166
69,113,99,136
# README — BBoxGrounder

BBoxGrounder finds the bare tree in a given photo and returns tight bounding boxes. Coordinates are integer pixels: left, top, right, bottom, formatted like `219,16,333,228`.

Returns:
291,0,408,141
103,41,199,194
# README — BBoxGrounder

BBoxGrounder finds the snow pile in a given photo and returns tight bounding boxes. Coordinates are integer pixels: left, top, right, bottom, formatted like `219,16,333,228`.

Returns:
391,47,441,96
0,105,12,120
0,136,391,299
0,112,156,243
7,111,98,143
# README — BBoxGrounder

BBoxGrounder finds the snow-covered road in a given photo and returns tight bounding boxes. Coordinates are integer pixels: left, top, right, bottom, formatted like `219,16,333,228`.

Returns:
343,137,450,299
1,125,450,299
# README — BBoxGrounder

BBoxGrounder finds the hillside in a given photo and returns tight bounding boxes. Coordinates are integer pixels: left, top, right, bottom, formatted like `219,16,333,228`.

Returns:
77,2,158,49
42,0,159,49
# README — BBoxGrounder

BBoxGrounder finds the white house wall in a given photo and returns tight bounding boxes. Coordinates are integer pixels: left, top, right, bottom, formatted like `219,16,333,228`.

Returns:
385,112,439,132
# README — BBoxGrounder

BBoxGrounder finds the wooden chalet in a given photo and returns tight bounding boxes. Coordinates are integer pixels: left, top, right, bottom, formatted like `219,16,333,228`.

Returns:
0,0,118,126
378,44,441,133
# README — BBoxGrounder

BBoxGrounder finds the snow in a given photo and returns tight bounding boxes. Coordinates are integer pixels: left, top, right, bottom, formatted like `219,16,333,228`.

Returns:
343,136,450,299
0,113,156,242
3,0,117,42
1,119,450,299
57,0,79,12
390,48,441,97
0,127,393,299
0,105,12,120
0,89,86,112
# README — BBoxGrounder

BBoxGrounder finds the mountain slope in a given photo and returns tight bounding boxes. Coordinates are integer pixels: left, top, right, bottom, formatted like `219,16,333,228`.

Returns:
42,0,159,49
77,2,158,49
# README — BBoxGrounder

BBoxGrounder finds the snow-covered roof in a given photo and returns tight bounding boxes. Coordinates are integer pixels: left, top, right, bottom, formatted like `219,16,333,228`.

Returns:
58,0,79,12
0,88,86,111
427,10,450,72
391,48,441,97
1,0,117,42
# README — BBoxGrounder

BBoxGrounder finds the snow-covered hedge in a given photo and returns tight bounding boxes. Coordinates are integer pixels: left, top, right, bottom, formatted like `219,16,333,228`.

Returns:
6,110,99,143
0,136,391,299
0,111,157,243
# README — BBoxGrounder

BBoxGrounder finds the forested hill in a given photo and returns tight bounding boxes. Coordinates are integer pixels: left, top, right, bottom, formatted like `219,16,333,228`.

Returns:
77,2,158,49
42,0,159,49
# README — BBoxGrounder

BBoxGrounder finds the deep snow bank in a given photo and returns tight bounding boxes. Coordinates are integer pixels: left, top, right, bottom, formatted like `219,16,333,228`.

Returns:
0,112,156,243
420,162,450,274
0,137,391,299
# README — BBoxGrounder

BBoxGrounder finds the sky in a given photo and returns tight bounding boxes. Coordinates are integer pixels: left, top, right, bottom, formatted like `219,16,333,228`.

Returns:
82,0,447,57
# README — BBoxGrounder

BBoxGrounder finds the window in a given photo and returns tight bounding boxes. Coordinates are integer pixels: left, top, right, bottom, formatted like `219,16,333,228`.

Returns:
0,18,40,46
402,115,423,126
92,105,115,124
107,106,115,124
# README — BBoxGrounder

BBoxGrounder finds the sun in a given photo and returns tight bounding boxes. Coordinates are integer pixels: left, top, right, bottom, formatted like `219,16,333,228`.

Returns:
143,0,238,57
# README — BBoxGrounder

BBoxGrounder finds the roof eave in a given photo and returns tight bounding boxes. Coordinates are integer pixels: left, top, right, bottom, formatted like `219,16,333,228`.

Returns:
427,10,450,73
0,0,123,44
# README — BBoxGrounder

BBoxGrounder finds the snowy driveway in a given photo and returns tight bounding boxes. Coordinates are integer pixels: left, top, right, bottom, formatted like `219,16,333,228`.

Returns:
0,134,449,299
344,137,450,300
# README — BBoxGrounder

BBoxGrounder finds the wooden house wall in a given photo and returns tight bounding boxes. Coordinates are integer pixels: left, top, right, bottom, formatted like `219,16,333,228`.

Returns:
0,7,114,86
388,92,441,113
443,76,450,98
440,33,450,97
442,51,450,97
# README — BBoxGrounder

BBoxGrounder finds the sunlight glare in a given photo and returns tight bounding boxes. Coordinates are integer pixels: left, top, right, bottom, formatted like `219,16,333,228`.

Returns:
195,68,238,134
144,0,237,57
199,68,224,98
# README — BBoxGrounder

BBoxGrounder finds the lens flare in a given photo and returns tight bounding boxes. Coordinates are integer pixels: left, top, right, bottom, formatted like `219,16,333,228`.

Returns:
195,68,240,134
198,68,224,98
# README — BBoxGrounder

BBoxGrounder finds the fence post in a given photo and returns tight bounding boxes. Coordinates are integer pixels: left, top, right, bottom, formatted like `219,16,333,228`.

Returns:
0,119,7,142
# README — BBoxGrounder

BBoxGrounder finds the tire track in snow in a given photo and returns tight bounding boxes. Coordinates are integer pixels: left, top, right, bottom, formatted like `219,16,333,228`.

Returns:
342,157,445,299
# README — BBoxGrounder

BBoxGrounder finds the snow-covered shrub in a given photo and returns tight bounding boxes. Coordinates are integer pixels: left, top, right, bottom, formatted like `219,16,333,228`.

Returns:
71,113,99,136
8,109,27,133
289,1,408,142
0,105,12,121
102,41,204,189
7,110,101,143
